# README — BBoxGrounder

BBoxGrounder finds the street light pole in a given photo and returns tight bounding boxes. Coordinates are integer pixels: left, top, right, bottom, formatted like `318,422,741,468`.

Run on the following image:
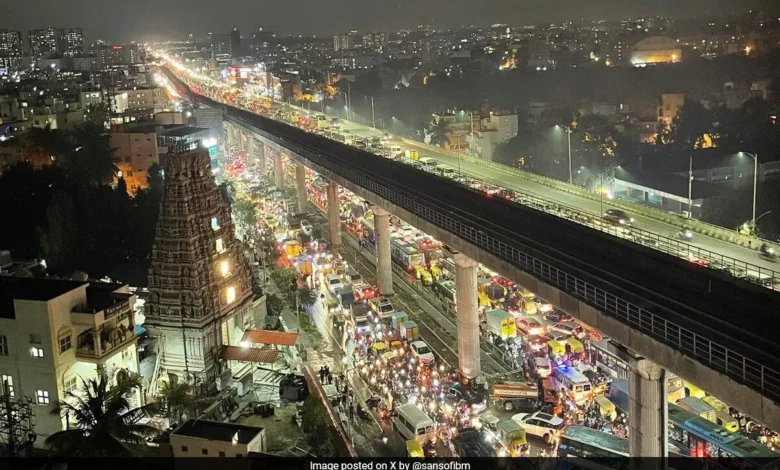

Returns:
368,96,376,129
740,152,759,232
688,154,693,219
558,125,573,185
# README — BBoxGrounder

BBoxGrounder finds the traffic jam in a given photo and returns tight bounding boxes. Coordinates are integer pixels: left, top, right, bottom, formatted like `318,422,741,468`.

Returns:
237,152,779,461
166,57,780,463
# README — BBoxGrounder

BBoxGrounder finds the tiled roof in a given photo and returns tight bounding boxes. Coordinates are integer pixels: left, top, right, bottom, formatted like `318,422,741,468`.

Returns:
220,345,279,364
240,329,299,346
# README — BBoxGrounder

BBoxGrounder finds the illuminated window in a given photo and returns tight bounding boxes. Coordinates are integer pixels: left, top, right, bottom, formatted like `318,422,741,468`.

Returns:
36,390,50,404
215,238,224,253
226,286,236,304
220,260,230,277
31,347,44,358
211,217,220,230
1,375,13,397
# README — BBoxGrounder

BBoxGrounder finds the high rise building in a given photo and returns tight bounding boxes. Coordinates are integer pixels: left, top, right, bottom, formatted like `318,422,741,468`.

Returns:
0,29,24,71
28,27,58,58
57,28,84,56
145,148,254,385
210,33,232,63
230,28,241,58
333,31,361,51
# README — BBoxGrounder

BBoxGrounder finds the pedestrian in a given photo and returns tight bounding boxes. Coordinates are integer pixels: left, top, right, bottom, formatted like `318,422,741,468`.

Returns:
319,366,326,384
327,371,333,385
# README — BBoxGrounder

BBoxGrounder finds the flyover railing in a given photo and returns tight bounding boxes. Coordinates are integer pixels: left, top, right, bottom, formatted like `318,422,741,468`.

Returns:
238,110,780,404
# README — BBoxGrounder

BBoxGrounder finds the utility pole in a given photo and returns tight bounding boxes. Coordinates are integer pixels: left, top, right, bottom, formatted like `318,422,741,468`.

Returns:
0,380,37,457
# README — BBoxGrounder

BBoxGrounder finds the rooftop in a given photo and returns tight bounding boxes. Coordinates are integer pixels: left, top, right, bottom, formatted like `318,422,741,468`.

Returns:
0,276,87,319
220,346,279,364
172,419,264,444
240,329,299,347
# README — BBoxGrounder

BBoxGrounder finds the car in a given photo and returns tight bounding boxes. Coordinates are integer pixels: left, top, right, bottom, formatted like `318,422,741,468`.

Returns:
326,274,343,295
549,322,585,339
368,296,395,318
525,335,548,351
603,209,634,226
410,340,435,364
354,316,372,334
533,357,552,378
542,309,573,324
300,219,313,234
543,330,570,342
344,268,366,288
511,412,564,444
517,317,545,336
442,382,487,411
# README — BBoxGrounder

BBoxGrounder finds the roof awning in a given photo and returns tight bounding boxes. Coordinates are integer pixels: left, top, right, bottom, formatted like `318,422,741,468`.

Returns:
220,346,279,364
241,329,299,347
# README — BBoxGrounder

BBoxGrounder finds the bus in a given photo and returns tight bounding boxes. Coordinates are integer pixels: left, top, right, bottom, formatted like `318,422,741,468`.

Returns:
390,238,425,272
591,339,685,402
557,425,628,470
668,403,780,467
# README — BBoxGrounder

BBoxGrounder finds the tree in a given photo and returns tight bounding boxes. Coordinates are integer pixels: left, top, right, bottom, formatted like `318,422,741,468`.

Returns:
670,101,715,150
271,267,299,303
85,102,111,129
265,293,286,317
157,381,196,424
296,287,318,307
66,122,118,186
300,394,334,456
36,191,79,274
427,119,450,148
46,374,158,457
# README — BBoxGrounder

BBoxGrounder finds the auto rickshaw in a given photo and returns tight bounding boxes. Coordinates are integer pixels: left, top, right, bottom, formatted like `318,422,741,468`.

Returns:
373,341,388,356
594,395,617,422
564,338,585,361
684,381,706,399
429,264,442,281
478,292,491,308
415,265,433,286
407,439,424,458
547,340,566,360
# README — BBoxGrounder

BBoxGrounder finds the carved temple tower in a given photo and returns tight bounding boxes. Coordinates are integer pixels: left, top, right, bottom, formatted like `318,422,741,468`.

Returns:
145,148,253,385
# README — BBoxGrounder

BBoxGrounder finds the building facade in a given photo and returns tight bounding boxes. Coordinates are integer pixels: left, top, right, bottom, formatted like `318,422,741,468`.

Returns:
0,277,140,447
110,132,160,193
170,420,266,457
0,29,24,72
28,28,58,58
57,28,84,56
144,148,253,387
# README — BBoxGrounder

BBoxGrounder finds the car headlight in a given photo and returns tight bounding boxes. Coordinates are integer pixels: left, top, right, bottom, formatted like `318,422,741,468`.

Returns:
630,218,635,223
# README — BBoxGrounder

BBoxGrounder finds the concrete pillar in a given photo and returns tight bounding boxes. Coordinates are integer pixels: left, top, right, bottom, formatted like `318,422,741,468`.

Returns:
246,136,255,166
327,181,342,247
274,152,284,191
295,163,308,213
238,130,246,151
453,253,480,383
374,207,393,295
257,140,266,173
628,355,668,459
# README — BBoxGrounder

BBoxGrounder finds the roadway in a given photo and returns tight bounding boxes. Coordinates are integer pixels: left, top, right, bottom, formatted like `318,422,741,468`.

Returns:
328,117,779,277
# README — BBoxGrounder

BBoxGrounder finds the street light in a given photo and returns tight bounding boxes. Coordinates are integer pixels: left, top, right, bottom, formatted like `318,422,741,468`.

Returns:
738,152,758,232
366,96,376,129
556,125,573,185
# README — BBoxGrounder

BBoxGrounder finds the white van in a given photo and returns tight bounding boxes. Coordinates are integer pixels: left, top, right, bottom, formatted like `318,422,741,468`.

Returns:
393,403,435,442
390,145,403,157
552,366,592,405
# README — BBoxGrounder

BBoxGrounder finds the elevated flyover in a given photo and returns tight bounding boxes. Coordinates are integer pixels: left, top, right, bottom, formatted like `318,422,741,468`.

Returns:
167,69,780,431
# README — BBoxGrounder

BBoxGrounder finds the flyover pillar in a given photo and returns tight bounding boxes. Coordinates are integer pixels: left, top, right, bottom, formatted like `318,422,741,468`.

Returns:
327,181,342,247
256,140,266,173
628,355,668,459
295,163,308,213
273,151,284,191
453,252,480,383
374,207,393,296
246,135,255,166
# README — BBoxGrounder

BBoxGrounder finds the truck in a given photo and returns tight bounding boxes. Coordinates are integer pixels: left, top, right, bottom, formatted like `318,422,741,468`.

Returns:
400,321,419,340
404,150,419,161
494,420,529,457
491,381,539,412
607,379,629,414
336,286,356,312
486,309,516,340
284,240,302,258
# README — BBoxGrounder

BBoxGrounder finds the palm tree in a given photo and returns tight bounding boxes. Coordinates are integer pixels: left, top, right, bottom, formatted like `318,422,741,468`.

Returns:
46,373,158,457
157,381,196,424
427,119,450,148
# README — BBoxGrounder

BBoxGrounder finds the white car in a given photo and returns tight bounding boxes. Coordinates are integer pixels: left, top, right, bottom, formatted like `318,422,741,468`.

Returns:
410,341,435,365
511,412,564,444
326,274,343,295
534,357,552,378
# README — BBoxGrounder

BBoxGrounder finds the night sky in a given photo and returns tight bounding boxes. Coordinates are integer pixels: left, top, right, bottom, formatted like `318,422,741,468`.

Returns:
1,0,769,43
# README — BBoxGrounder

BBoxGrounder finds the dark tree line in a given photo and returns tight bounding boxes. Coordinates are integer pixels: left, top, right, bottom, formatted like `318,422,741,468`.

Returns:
0,124,162,277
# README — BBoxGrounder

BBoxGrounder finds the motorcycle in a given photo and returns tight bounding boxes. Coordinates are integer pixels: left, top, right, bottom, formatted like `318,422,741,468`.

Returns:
760,244,777,260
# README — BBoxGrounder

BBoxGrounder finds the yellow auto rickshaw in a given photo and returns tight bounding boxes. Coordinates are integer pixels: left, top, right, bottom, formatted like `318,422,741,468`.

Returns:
407,439,424,458
372,341,388,356
684,381,706,399
478,292,491,308
594,395,617,422
429,264,441,280
547,340,566,359
415,266,433,286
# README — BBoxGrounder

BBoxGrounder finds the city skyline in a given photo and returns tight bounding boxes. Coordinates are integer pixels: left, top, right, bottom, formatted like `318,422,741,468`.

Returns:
2,0,774,43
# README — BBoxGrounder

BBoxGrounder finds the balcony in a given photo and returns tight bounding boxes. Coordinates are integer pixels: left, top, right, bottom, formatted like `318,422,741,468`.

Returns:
76,324,137,361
